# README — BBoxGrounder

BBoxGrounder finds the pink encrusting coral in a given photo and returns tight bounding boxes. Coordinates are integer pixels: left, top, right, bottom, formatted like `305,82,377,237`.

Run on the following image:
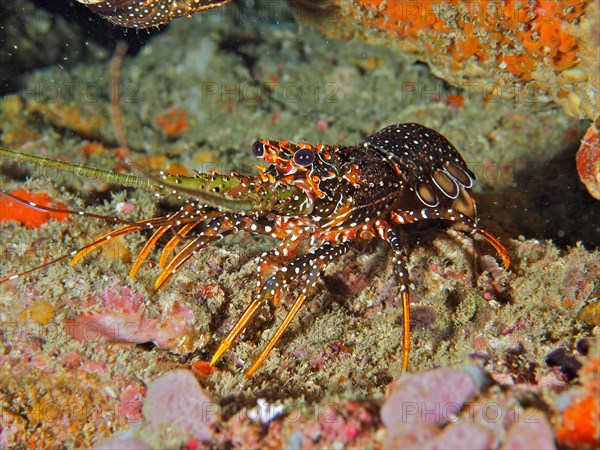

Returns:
117,384,145,423
65,286,196,351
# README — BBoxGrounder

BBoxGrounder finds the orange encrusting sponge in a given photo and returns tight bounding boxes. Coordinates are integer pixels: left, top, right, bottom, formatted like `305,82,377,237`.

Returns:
356,0,585,76
0,189,69,228
556,356,600,447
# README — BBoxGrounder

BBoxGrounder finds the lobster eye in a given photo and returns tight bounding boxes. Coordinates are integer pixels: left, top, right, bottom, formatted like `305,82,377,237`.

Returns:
293,147,315,167
252,141,265,158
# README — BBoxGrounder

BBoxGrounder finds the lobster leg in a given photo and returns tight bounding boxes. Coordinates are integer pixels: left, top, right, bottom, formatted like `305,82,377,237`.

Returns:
72,206,214,280
246,240,355,377
376,224,411,370
211,240,354,376
71,204,215,268
158,221,204,268
154,235,222,290
154,213,293,289
130,206,212,277
255,239,310,296
69,216,172,265
154,213,245,289
390,208,510,267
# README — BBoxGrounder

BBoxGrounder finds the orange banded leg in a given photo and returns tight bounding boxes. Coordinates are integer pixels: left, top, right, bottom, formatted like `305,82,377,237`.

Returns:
211,240,354,376
154,214,249,289
378,226,411,370
391,207,510,267
74,208,214,272
158,221,201,267
129,223,173,277
254,238,309,296
155,208,225,267
129,207,204,277
208,244,316,369
154,235,222,290
246,241,355,377
154,213,293,290
69,216,169,265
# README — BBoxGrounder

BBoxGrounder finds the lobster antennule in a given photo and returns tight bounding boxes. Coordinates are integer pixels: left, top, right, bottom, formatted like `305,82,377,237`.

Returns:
147,169,285,213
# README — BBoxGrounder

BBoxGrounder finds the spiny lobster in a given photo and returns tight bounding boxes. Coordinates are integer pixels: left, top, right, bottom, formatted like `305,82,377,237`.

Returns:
77,0,232,28
0,122,509,377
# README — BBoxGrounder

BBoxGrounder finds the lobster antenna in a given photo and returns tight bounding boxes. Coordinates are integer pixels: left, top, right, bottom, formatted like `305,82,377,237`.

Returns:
0,147,156,191
0,44,156,191
0,192,139,286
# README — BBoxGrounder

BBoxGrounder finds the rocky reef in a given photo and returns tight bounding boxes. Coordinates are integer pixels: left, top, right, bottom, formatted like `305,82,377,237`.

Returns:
1,1,598,448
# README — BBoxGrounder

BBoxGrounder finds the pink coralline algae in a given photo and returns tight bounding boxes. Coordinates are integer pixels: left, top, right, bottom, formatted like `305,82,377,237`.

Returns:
65,286,195,351
381,367,477,448
142,369,217,442
502,414,556,450
380,366,557,449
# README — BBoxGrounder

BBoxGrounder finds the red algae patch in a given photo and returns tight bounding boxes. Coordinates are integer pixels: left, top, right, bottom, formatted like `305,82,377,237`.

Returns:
0,189,69,228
